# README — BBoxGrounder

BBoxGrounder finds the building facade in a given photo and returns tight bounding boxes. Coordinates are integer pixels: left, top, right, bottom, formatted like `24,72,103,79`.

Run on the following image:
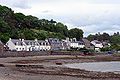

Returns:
64,38,85,49
6,38,51,51
91,40,103,51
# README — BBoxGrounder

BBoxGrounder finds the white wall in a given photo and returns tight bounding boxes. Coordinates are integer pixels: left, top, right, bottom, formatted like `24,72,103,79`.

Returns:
91,41,103,48
6,39,51,51
70,42,84,48
6,40,15,51
15,45,26,51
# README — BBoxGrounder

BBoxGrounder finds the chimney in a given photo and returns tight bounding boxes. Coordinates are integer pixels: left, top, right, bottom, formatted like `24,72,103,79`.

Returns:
35,39,37,41
19,38,21,41
66,37,69,41
22,39,24,42
9,38,11,40
73,38,76,42
70,39,73,42
45,39,48,42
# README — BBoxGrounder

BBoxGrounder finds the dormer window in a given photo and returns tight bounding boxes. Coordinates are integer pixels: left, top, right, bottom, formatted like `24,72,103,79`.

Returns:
39,42,41,45
55,40,58,42
21,43,23,46
29,42,32,45
15,42,18,45
43,42,45,45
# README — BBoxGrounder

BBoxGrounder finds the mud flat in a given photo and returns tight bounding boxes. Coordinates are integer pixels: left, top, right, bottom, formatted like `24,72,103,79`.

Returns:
7,54,120,80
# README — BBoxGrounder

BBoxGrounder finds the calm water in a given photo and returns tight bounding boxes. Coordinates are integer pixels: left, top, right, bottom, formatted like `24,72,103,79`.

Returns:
64,61,120,72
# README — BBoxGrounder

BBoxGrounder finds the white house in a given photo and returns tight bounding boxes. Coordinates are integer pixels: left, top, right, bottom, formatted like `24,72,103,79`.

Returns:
70,41,85,49
6,38,51,51
65,38,85,49
6,38,26,51
91,40,103,51
38,40,51,51
23,39,39,51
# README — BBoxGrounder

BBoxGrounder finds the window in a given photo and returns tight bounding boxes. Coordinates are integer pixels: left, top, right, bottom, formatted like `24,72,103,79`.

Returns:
43,42,45,45
46,43,48,45
21,43,23,46
29,42,32,45
39,42,41,45
16,48,18,50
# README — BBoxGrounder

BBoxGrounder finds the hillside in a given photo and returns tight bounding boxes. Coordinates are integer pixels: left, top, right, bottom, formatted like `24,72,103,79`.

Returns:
0,5,83,43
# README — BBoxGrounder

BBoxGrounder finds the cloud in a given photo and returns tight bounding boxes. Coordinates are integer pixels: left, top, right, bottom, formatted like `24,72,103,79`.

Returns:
0,0,120,37
12,0,31,9
41,10,51,13
0,0,31,9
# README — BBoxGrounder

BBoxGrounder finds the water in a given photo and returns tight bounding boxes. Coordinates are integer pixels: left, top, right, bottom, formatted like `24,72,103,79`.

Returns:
64,61,120,72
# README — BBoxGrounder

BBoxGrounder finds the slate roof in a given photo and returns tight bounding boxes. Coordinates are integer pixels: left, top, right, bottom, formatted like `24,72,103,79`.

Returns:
38,40,50,45
91,40,101,44
24,40,37,45
11,39,23,45
82,39,91,45
70,40,84,45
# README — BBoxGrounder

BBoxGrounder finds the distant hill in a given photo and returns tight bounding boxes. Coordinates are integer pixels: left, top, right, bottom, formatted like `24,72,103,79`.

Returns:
0,5,84,43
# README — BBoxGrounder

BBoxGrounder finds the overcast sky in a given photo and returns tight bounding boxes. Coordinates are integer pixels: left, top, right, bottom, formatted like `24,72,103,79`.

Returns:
0,0,120,36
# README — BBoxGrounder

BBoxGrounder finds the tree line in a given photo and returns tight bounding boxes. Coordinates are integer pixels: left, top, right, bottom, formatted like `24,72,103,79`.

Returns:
0,5,83,43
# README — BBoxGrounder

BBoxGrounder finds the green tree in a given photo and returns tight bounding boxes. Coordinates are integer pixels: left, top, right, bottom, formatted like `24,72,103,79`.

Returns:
0,18,11,32
87,34,95,41
68,28,83,40
110,35,120,44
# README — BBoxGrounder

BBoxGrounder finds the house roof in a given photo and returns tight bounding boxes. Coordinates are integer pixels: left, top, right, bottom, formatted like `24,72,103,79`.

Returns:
82,39,90,45
71,40,84,44
48,38,61,44
24,40,36,45
91,40,101,44
38,40,46,43
11,39,23,45
38,40,50,45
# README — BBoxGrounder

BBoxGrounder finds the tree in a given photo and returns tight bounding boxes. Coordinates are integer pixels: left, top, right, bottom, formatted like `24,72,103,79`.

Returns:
55,22,68,36
101,33,110,41
87,34,95,41
68,28,83,40
87,33,110,41
0,18,11,32
110,35,120,44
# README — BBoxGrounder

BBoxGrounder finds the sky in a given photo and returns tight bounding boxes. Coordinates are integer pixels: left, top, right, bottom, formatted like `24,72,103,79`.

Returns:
0,0,120,37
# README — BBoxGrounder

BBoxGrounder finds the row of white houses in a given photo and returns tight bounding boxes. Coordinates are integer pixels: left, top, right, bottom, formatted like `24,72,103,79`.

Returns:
5,38,110,51
6,38,86,51
6,38,51,51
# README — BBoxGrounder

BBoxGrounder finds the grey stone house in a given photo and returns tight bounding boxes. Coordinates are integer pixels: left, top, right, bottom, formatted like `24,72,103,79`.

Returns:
47,38,64,50
82,39,94,50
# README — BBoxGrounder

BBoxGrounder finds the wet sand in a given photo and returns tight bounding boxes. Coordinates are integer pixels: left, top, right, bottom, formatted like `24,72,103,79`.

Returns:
0,54,120,80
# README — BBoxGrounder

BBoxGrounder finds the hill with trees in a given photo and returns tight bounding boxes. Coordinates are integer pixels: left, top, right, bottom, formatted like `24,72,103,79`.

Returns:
0,5,83,43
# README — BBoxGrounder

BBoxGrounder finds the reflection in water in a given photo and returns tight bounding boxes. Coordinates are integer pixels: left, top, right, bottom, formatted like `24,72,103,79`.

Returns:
65,61,120,72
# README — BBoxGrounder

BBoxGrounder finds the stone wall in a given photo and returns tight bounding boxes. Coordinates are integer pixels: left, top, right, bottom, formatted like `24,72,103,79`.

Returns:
0,51,83,57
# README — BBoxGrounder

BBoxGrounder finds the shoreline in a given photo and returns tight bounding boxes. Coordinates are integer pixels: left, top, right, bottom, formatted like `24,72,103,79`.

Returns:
0,54,120,80
10,54,120,79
